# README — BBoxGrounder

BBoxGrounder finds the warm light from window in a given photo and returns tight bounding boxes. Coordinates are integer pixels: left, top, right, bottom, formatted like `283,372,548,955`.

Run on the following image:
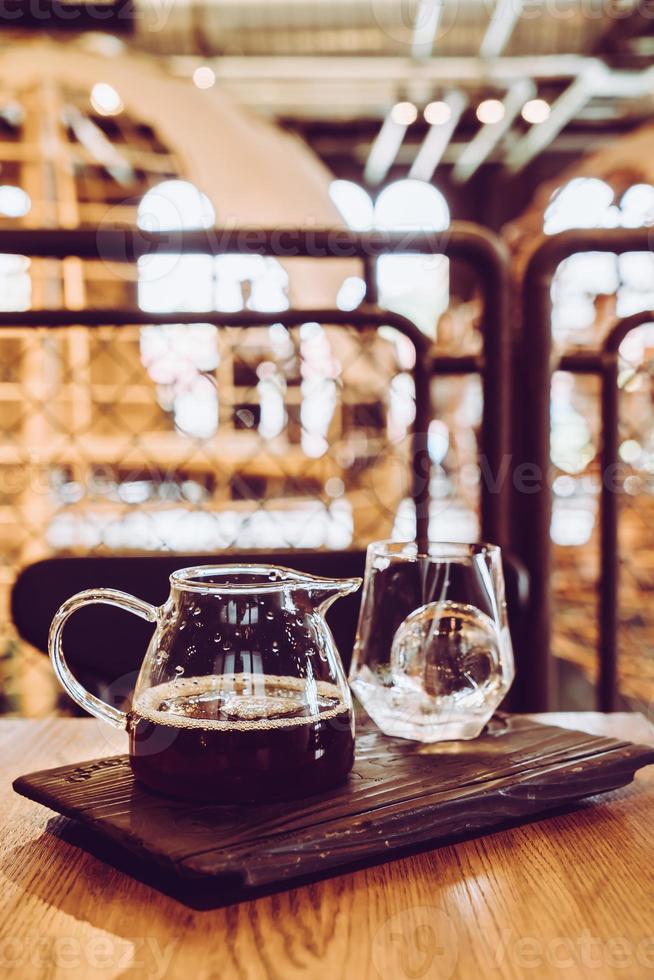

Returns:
619,439,642,464
0,186,30,218
193,66,216,90
390,102,418,126
334,179,451,337
375,179,450,338
476,99,505,125
90,82,123,117
138,179,215,233
214,254,289,312
620,184,654,228
424,101,452,126
544,178,615,235
374,179,450,232
337,276,367,311
137,180,218,437
329,180,374,230
521,98,551,124
0,253,31,311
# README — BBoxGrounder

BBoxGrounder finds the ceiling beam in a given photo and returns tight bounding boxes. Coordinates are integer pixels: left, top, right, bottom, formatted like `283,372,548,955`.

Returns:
480,0,524,59
452,79,534,183
364,107,415,184
191,54,608,120
409,91,467,181
592,65,654,97
192,54,599,85
504,64,609,173
411,0,446,58
360,132,623,164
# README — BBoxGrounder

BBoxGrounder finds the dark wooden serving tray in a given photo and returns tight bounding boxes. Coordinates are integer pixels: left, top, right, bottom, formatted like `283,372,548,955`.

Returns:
14,715,654,908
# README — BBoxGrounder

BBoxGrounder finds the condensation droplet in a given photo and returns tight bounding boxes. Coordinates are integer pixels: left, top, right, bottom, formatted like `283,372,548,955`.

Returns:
179,623,186,631
271,641,279,653
213,632,222,643
265,610,274,621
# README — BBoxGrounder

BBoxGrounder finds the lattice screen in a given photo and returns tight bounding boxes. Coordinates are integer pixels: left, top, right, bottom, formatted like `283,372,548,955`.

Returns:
0,316,430,710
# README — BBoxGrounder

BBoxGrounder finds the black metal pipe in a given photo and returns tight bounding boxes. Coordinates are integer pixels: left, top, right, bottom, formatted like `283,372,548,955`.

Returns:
0,223,506,262
516,258,554,710
412,347,432,554
599,351,620,712
0,306,428,345
523,229,654,279
361,255,379,306
598,311,654,711
604,310,654,354
520,230,654,712
467,235,512,552
431,354,481,375
558,352,605,373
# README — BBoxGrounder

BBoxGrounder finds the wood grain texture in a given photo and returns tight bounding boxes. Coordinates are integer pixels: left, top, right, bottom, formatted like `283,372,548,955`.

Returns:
12,715,654,900
2,714,654,980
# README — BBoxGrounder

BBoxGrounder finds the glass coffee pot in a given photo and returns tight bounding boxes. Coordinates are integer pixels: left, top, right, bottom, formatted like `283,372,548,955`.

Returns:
49,564,360,803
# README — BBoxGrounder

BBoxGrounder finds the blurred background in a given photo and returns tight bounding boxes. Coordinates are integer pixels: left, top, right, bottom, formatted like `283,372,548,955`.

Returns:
1,0,653,716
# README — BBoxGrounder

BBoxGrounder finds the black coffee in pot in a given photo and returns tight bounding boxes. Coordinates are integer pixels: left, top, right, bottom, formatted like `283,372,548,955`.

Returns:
128,673,354,803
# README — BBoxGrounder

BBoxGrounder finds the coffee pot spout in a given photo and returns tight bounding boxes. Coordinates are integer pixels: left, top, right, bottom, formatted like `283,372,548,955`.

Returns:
303,574,362,613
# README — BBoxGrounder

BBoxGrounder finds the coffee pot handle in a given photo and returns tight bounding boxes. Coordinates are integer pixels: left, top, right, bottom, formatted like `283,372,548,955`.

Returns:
48,588,160,729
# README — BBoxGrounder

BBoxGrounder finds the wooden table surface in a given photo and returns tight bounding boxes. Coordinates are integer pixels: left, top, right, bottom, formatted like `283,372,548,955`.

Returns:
1,713,653,980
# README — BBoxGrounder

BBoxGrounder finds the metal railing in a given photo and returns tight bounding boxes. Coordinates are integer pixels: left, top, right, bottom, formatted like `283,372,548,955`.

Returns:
560,311,654,711
0,222,517,712
0,222,512,547
520,228,654,711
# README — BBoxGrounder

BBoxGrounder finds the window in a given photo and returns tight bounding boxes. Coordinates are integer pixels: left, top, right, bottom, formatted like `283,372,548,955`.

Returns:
137,180,289,439
330,178,450,337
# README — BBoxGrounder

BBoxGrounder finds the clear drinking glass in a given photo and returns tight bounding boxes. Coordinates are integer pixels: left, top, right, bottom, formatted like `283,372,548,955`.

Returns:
349,541,514,742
